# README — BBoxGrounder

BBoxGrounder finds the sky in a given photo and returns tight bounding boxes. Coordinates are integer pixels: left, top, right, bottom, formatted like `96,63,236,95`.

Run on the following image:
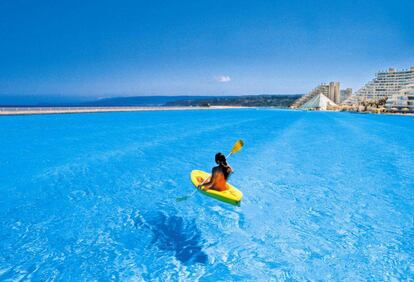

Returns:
0,0,413,97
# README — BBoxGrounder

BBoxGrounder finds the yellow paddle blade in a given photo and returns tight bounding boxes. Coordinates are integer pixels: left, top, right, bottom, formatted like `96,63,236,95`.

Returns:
230,140,244,154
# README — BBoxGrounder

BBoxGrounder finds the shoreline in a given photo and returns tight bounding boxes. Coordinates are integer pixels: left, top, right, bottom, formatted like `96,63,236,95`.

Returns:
0,106,249,116
1,106,413,117
329,109,414,116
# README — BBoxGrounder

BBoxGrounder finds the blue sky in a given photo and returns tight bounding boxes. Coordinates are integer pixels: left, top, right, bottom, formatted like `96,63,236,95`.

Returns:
0,0,413,97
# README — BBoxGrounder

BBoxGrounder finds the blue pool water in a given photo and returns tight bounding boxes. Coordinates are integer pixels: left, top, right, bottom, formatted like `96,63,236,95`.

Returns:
0,109,413,280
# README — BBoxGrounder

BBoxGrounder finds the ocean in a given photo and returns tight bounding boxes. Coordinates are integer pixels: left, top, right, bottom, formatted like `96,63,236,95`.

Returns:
0,109,413,280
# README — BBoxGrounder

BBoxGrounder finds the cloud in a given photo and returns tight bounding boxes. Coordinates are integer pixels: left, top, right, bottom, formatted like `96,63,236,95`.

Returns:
216,75,231,83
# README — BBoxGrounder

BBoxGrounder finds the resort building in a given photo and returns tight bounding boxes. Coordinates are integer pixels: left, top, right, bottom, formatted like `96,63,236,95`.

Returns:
385,84,414,112
343,67,414,105
291,82,341,108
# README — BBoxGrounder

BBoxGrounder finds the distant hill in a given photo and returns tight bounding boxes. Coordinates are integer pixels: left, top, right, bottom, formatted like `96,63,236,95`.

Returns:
0,95,215,107
81,96,215,107
0,94,302,107
164,95,302,108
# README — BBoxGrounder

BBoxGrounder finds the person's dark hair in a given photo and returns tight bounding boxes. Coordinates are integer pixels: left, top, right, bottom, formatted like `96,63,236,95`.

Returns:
215,152,231,179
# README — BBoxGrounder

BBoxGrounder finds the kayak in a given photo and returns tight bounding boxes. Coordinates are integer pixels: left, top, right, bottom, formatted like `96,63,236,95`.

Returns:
190,170,243,206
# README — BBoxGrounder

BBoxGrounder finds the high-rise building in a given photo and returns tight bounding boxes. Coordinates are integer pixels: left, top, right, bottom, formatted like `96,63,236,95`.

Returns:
328,82,341,104
343,67,414,105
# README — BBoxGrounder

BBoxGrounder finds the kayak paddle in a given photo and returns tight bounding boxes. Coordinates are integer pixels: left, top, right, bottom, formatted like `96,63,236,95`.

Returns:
226,139,244,158
176,140,244,202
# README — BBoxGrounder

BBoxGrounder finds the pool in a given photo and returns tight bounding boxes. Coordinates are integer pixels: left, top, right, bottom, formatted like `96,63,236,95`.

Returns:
0,109,413,280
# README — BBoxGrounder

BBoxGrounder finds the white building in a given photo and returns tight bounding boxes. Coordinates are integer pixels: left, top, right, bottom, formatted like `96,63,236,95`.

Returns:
385,84,414,112
343,67,414,105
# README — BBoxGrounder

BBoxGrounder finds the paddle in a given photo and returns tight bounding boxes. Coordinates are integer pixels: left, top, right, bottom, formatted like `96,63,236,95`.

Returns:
226,139,244,158
176,140,244,202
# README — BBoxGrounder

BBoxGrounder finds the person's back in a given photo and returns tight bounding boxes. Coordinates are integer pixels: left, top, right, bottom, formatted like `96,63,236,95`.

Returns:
199,153,233,191
211,166,229,191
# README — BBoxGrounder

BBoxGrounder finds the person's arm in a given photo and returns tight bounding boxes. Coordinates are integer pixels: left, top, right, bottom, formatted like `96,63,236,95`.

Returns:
228,165,234,173
199,168,216,190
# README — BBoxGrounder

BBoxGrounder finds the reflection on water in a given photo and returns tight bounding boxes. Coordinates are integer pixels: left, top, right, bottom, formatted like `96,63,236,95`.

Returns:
148,212,208,264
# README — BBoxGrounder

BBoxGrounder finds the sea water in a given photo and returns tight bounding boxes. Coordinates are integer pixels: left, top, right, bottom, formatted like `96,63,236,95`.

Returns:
0,109,413,281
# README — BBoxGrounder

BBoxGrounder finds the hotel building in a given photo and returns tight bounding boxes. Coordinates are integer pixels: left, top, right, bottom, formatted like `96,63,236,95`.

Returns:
343,67,414,105
385,84,414,112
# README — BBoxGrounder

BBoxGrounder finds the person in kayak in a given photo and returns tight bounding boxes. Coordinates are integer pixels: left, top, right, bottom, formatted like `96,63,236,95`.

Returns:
198,152,233,191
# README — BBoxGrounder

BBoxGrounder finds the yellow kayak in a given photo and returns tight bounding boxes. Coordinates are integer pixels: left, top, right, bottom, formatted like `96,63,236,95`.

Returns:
190,170,243,206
